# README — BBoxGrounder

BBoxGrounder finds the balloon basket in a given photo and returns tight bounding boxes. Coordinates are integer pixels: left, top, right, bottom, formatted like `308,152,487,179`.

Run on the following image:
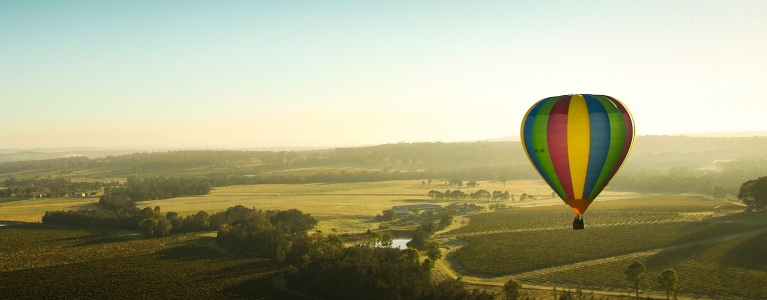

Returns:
572,218,584,230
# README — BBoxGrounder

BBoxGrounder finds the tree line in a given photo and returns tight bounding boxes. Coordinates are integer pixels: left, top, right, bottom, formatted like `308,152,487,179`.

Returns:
427,189,511,202
106,175,212,202
4,138,767,200
1,177,105,198
42,175,213,236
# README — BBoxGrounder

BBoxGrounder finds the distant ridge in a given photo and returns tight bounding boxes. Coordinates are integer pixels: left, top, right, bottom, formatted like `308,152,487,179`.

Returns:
2,131,765,163
488,131,767,142
484,136,521,142
676,131,767,137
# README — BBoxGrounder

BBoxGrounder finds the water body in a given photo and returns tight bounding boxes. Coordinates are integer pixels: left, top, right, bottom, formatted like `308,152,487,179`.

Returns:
376,238,411,249
390,239,410,249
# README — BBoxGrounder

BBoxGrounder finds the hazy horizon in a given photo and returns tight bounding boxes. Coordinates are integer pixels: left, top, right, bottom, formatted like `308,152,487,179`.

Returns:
3,1,766,149
3,130,767,153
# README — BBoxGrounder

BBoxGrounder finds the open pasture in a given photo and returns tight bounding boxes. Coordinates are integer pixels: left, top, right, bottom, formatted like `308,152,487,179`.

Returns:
0,224,297,299
0,196,98,223
0,179,630,233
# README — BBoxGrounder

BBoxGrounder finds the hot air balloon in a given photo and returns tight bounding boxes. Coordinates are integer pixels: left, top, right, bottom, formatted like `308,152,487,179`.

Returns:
520,94,634,229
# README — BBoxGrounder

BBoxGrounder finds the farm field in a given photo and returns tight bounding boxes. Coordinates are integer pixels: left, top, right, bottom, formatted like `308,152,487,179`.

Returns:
0,179,634,233
518,229,767,299
0,196,98,223
436,195,767,299
0,179,567,233
3,180,765,299
136,180,632,233
0,224,300,299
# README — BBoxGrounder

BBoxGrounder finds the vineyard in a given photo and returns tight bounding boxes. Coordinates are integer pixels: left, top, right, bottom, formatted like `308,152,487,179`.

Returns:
438,195,767,299
518,230,767,299
0,224,299,299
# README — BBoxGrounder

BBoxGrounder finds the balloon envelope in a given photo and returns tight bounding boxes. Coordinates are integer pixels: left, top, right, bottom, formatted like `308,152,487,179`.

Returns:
520,94,634,215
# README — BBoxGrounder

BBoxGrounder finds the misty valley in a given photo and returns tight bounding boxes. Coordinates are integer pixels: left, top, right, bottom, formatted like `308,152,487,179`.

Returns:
1,135,767,299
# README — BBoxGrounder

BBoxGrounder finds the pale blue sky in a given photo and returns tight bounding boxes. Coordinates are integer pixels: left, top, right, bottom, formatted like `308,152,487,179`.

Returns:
2,1,766,149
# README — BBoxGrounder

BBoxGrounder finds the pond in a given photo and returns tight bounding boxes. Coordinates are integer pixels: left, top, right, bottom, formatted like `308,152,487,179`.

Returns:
379,238,411,249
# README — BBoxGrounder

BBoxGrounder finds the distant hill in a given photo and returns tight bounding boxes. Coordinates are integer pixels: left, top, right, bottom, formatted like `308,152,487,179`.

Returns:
680,131,767,137
489,131,767,143
0,149,139,163
2,134,766,196
2,133,766,172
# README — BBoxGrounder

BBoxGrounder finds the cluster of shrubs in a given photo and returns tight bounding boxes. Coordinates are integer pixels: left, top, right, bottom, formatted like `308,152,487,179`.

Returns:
42,203,212,237
284,239,493,300
214,206,319,260
107,175,212,202
428,189,512,202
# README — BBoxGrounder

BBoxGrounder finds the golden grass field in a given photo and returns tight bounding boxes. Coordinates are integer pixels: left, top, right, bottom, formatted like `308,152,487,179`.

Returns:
0,197,96,223
139,179,614,233
2,179,592,233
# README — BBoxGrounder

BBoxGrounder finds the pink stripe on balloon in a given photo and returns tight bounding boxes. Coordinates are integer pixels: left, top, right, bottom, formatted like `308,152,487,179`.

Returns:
547,97,574,199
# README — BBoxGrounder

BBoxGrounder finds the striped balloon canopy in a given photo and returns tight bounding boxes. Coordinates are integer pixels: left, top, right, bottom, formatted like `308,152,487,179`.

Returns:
521,94,634,215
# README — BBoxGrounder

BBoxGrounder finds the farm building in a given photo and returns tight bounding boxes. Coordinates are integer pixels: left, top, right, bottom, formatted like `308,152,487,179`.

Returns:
385,204,443,218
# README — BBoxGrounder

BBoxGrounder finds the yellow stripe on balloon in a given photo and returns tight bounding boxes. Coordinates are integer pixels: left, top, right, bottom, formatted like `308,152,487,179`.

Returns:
567,95,590,199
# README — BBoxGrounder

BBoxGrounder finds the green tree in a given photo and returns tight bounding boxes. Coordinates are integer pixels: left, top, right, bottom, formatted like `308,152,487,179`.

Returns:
503,278,522,300
428,190,441,200
425,241,441,261
166,211,183,233
738,176,767,213
438,214,453,229
399,247,421,266
360,230,381,248
472,189,491,201
409,227,428,249
449,178,463,187
625,261,647,299
139,215,171,238
656,269,678,300
382,209,397,221
181,210,210,232
379,232,393,248
421,241,441,271
450,189,466,201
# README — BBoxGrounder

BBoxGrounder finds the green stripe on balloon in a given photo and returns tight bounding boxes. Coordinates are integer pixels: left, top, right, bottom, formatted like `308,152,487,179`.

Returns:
588,95,627,199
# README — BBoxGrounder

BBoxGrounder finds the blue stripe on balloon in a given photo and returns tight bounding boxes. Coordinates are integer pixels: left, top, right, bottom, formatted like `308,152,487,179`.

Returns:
522,97,565,196
582,95,610,199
